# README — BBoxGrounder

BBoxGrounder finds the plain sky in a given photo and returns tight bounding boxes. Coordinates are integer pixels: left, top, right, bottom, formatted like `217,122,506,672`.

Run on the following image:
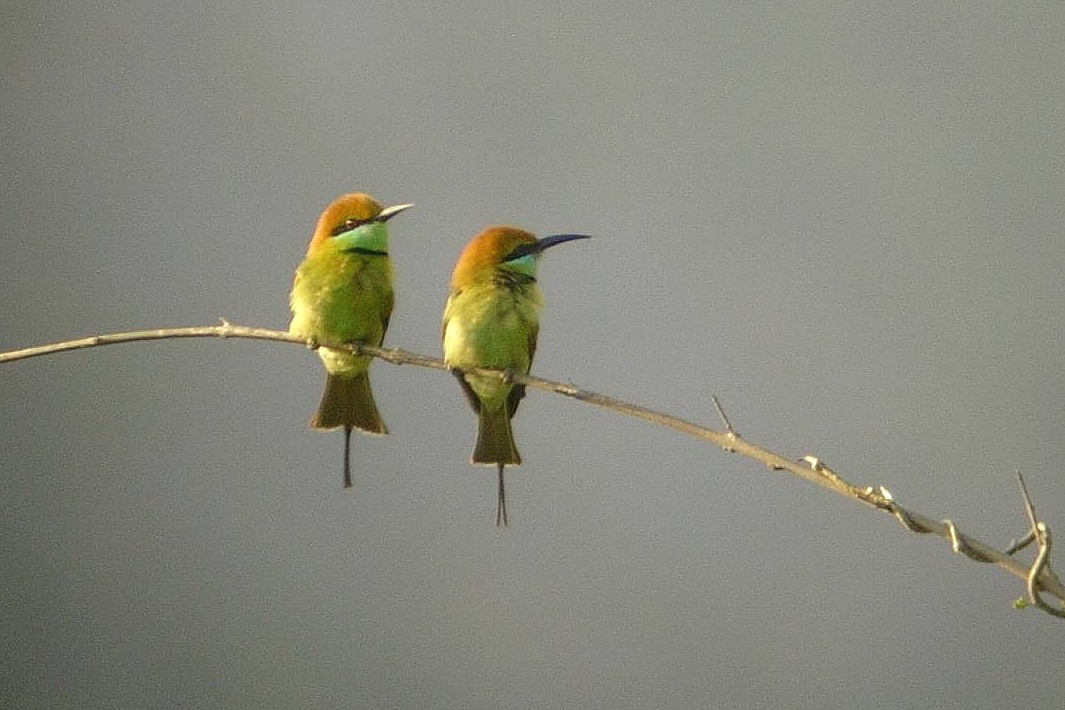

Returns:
2,2,1064,709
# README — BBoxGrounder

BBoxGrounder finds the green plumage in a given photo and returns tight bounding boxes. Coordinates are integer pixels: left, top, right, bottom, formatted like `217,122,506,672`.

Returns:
290,238,393,434
443,226,588,524
442,277,541,464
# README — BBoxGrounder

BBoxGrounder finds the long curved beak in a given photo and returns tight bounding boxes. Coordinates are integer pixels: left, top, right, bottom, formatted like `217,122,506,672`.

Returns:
536,233,592,252
377,203,415,222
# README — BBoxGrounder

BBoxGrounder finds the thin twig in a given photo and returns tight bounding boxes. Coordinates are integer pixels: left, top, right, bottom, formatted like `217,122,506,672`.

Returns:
2,322,1063,616
710,395,739,454
711,395,735,434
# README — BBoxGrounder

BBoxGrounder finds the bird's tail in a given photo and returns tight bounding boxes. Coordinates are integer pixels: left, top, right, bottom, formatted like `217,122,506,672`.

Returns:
310,372,389,435
473,407,521,465
471,407,520,526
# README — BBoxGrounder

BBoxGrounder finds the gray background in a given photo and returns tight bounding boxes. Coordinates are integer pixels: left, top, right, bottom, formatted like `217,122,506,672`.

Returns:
3,2,1064,708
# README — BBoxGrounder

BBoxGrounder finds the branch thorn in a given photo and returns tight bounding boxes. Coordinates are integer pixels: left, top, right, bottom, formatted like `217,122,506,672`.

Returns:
1013,472,1065,617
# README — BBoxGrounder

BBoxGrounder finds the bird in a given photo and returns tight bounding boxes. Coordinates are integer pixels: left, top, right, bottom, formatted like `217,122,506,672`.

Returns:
289,192,413,488
442,226,590,525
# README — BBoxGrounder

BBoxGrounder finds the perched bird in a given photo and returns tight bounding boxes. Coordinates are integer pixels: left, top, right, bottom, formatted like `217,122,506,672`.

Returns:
289,193,413,488
442,226,590,525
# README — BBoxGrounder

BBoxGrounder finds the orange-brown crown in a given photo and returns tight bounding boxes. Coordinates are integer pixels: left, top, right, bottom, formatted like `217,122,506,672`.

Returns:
450,226,538,288
306,193,385,253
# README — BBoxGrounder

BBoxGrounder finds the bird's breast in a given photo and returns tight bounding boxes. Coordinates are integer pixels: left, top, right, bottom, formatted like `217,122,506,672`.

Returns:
289,250,394,344
442,283,541,372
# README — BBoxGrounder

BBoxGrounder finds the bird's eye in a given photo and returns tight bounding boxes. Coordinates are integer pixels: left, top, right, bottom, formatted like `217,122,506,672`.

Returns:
331,217,363,236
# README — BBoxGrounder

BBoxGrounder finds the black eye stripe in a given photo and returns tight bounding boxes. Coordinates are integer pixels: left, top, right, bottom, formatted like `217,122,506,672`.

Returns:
330,217,366,237
504,242,539,262
329,212,394,236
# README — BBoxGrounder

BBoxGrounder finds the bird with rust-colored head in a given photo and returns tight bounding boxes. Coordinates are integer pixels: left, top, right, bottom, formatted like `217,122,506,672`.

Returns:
290,192,413,488
442,226,590,525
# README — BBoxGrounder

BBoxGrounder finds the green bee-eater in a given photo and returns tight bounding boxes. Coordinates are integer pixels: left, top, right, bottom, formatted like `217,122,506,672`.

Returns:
442,226,590,525
290,193,412,488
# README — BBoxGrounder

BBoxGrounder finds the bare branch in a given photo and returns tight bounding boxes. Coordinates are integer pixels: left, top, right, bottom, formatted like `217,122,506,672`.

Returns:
2,322,1063,617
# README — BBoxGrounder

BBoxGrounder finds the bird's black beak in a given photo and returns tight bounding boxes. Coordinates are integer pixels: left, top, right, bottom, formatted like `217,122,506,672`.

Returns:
536,233,592,252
